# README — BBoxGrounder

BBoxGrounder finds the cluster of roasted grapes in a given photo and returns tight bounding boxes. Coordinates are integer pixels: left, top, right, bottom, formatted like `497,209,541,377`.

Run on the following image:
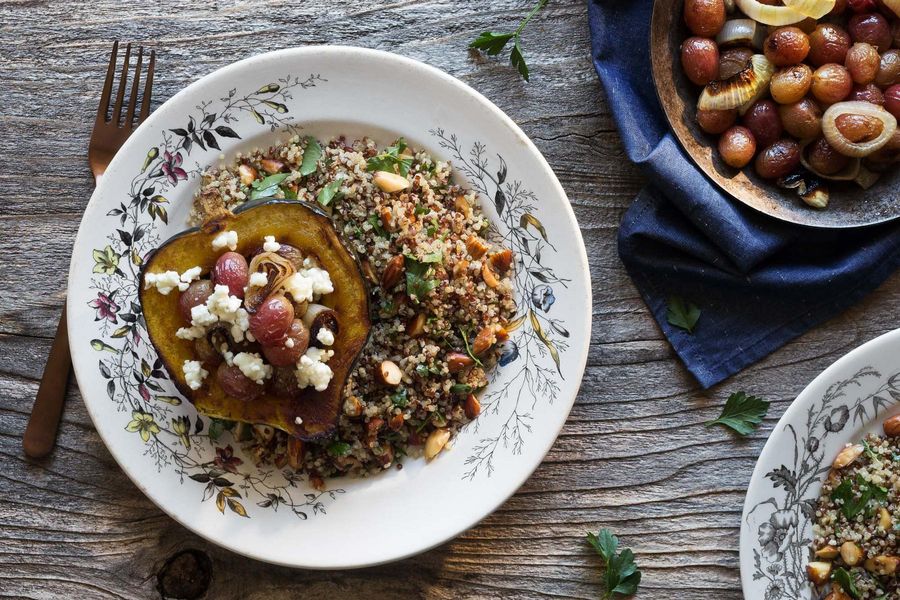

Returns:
179,247,313,401
681,0,900,187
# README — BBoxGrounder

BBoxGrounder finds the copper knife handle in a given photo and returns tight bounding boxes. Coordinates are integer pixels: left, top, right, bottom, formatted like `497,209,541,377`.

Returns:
23,303,71,458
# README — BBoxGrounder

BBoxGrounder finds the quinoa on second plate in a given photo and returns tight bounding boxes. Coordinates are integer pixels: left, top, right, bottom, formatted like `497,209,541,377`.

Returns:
191,135,517,482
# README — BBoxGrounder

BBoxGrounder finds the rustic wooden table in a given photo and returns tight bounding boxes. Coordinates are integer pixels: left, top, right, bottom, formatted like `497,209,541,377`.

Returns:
2,1,898,598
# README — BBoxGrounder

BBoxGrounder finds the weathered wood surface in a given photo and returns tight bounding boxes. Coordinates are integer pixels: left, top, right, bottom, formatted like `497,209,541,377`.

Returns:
1,0,898,598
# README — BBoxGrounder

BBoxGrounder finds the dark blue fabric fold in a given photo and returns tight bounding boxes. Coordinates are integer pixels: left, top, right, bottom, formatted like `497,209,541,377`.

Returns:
588,0,900,388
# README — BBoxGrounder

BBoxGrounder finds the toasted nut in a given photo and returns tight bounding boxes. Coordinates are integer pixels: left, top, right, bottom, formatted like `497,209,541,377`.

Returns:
472,323,506,355
406,313,426,338
452,259,469,278
815,545,840,560
253,424,275,442
884,414,900,437
379,206,395,231
482,261,501,288
464,393,481,419
454,195,472,219
466,235,490,259
840,541,863,566
366,417,385,436
381,255,405,289
238,164,258,186
833,444,865,469
343,395,364,417
287,437,305,470
373,171,410,193
424,428,451,459
806,561,832,586
865,555,899,576
309,474,325,491
489,248,514,273
389,413,404,431
824,590,851,600
260,158,286,174
361,258,379,285
880,507,893,530
376,360,402,386
446,351,475,373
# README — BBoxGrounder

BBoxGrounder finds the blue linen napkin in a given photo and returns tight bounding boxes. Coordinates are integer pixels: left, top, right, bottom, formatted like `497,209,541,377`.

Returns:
588,0,900,388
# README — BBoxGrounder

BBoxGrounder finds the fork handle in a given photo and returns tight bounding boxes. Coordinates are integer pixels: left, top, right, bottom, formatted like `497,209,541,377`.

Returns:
23,303,71,458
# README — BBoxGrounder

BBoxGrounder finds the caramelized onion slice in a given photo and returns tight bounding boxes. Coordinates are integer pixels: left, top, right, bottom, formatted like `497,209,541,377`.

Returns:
822,102,898,158
735,0,806,25
245,251,296,312
799,139,861,181
716,19,765,49
698,55,774,111
781,0,835,19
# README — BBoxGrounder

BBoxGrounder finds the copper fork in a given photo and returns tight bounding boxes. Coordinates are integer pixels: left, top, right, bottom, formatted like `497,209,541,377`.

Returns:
23,42,156,458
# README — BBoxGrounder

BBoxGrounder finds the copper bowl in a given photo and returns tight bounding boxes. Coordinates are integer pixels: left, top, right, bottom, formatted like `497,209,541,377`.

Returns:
650,0,900,228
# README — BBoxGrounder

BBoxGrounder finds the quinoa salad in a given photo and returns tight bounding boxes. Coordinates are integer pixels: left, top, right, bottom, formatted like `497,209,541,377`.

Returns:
808,414,900,600
188,135,517,483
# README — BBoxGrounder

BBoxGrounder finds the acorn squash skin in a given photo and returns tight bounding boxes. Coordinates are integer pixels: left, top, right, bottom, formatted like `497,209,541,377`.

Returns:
139,200,371,441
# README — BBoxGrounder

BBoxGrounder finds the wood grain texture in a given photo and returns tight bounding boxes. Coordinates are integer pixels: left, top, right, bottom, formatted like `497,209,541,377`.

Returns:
1,0,898,598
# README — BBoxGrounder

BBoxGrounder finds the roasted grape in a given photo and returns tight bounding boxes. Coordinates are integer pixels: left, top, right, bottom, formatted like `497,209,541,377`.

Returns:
193,335,223,369
249,295,295,345
812,63,853,104
848,13,892,51
809,24,852,66
831,0,849,14
178,280,213,324
845,42,880,83
770,64,813,104
849,83,885,104
875,50,900,87
275,244,306,270
684,0,726,37
848,0,878,12
216,363,263,401
779,98,824,138
213,252,249,299
697,108,738,133
885,84,900,119
718,47,754,80
261,319,310,367
682,37,721,85
806,137,851,174
743,100,784,148
835,113,885,141
269,366,302,399
718,126,757,167
765,27,811,66
755,139,801,178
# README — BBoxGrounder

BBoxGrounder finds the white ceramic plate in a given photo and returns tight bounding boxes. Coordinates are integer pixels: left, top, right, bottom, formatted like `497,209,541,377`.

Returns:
67,47,590,568
741,329,900,599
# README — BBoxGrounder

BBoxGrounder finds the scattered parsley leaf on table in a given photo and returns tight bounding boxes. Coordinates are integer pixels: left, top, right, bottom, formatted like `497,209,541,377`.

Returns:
705,391,770,436
666,296,701,333
469,0,549,81
586,529,641,599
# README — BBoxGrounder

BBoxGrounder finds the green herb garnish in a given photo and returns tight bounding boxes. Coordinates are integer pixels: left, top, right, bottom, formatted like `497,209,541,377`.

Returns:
208,418,235,442
450,383,472,394
299,136,322,176
414,204,429,216
832,567,860,599
327,441,351,457
469,0,548,82
367,214,388,238
666,295,701,334
704,392,770,436
420,250,443,263
460,328,484,368
831,475,888,520
366,138,413,176
316,179,342,206
404,255,439,301
586,529,641,599
391,389,409,408
249,173,291,200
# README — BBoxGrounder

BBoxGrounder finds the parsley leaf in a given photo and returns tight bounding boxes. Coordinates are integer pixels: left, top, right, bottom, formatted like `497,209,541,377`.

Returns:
420,250,443,263
450,383,472,394
666,296,701,334
831,475,888,520
404,255,439,301
316,179,343,206
327,441,351,457
586,529,641,599
704,392,770,436
832,567,860,599
249,172,291,201
300,136,322,176
367,138,413,176
460,328,484,368
469,0,548,82
390,389,409,408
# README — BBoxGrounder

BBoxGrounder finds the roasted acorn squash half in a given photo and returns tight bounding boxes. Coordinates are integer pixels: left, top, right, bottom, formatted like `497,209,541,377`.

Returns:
139,200,371,440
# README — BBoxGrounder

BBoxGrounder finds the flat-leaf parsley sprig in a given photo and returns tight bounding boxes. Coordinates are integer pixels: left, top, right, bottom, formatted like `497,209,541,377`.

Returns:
469,0,549,81
586,529,641,599
705,391,770,436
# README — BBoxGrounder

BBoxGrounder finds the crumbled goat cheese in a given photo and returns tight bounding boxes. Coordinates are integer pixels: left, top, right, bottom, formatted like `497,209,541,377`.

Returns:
144,271,181,295
232,352,271,385
180,266,202,285
176,325,206,340
283,268,334,303
285,337,295,349
316,327,335,346
248,271,268,288
211,230,238,251
175,285,252,342
182,360,208,390
294,416,303,425
283,272,314,303
190,303,217,327
295,348,335,392
263,235,281,252
302,267,334,296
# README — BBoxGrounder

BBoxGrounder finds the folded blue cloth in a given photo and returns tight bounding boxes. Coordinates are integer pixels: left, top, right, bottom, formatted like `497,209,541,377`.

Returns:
588,0,900,388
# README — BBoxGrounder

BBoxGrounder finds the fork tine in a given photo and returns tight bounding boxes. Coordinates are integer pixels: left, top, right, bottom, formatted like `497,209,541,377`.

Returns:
125,46,143,127
96,41,119,122
112,43,131,126
140,50,155,123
